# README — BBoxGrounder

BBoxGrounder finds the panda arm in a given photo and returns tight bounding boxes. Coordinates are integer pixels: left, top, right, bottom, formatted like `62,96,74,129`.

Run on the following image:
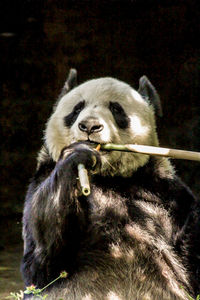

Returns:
160,176,200,292
22,143,100,286
25,143,100,249
173,181,200,291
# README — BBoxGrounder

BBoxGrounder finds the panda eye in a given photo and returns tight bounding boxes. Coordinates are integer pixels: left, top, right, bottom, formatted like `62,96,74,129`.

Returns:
109,102,123,114
74,107,81,114
73,101,85,114
109,101,129,129
64,101,85,127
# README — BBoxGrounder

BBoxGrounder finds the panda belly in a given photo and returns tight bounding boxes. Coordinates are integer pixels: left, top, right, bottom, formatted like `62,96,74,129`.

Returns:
45,187,189,300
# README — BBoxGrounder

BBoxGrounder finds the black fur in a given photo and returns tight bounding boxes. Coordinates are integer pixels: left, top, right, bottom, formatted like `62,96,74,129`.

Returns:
138,76,163,117
60,68,77,97
109,101,130,128
21,142,200,298
64,101,85,127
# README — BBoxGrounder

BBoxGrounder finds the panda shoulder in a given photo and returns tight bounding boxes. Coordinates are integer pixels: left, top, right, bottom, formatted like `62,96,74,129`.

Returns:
36,145,56,176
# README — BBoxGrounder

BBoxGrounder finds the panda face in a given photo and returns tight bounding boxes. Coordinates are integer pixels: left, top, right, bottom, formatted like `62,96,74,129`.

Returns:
45,77,159,176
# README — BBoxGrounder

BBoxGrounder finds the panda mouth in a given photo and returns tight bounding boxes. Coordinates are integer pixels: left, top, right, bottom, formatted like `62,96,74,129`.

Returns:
78,139,100,146
77,139,108,153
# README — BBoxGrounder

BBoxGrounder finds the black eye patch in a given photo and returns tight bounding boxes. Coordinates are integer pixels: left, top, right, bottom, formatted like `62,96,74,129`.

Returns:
109,102,130,129
64,101,85,127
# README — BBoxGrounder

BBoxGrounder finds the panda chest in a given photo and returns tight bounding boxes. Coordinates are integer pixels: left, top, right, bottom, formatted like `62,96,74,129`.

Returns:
88,188,128,236
86,185,173,250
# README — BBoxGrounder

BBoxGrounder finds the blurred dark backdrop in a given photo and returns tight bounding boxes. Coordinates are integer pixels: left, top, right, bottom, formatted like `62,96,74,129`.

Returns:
1,0,200,219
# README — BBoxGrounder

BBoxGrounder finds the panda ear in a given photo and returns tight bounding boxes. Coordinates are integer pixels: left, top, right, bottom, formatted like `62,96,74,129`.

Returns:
138,75,163,117
62,68,78,95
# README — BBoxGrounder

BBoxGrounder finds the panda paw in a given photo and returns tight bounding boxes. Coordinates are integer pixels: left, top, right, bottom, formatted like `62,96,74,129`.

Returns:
60,142,101,173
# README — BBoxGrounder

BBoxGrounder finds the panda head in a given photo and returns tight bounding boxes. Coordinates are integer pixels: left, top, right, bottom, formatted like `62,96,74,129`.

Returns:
45,69,164,177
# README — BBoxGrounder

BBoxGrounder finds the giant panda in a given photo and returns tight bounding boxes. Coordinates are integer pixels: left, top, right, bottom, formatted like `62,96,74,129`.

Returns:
21,69,200,300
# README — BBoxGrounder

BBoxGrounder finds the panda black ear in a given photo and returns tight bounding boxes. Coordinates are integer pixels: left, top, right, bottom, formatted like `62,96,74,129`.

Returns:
138,75,163,117
62,68,78,95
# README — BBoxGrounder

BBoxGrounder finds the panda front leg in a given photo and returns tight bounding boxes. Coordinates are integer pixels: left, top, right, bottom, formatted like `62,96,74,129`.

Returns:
21,142,101,292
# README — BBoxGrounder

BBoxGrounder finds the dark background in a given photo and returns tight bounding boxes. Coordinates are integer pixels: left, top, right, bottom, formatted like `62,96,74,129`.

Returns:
0,0,200,244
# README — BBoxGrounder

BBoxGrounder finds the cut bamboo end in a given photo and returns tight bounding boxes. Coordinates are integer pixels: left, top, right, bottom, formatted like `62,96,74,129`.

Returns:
96,144,101,151
78,163,91,196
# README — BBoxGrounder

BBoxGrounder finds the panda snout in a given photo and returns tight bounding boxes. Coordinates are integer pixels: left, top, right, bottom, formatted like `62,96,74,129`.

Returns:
78,119,104,134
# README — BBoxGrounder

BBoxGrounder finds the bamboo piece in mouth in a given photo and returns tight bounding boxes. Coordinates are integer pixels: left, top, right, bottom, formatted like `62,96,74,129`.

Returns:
78,143,200,196
100,144,200,162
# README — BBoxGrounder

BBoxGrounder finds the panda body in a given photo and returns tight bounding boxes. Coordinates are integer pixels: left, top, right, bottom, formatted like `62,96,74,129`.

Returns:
21,70,200,299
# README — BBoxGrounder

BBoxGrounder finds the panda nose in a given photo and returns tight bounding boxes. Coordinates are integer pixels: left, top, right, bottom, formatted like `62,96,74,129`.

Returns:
78,120,104,134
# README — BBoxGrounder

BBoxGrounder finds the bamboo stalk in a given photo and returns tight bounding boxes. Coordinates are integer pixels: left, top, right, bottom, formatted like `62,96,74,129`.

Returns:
77,147,98,196
78,164,90,196
77,144,200,196
101,144,200,162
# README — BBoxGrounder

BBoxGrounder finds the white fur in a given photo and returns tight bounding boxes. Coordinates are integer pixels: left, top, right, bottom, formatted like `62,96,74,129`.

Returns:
45,77,161,176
